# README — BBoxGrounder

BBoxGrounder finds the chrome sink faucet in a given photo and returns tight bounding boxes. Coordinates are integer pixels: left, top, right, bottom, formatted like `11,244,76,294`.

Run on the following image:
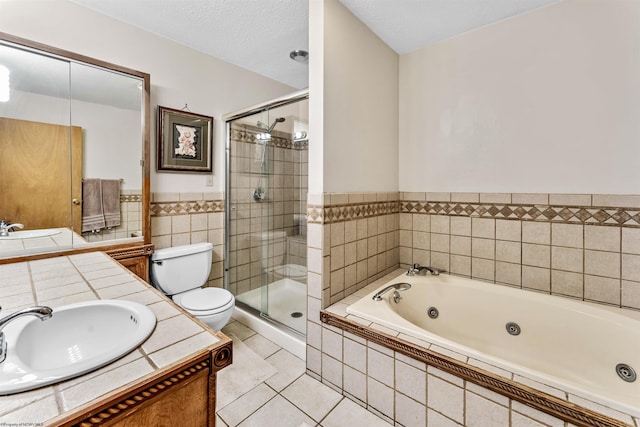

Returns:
0,220,24,237
0,306,53,363
406,263,443,276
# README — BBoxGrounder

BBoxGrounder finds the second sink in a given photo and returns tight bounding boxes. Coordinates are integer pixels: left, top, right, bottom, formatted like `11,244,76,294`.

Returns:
0,229,62,240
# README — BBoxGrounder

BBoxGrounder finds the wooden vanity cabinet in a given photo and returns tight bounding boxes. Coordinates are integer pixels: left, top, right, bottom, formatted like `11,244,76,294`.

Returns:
107,244,154,282
54,337,232,427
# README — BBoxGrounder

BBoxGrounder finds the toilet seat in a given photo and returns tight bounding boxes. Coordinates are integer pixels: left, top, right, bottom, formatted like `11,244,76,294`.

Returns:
173,288,234,316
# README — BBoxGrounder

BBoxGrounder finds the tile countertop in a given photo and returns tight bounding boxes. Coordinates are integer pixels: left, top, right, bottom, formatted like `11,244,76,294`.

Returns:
0,228,80,259
0,251,224,425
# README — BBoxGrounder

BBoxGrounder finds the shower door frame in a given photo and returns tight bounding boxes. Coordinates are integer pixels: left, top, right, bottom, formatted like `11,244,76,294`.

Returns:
223,89,309,332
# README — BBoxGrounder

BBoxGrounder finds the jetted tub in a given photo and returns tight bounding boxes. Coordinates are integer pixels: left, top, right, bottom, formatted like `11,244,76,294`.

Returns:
346,271,640,417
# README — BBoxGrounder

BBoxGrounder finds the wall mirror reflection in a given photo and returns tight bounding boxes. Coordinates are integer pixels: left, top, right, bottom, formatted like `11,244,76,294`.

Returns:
0,34,148,259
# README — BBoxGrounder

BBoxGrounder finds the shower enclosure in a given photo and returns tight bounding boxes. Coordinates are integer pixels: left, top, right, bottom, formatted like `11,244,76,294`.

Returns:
224,91,309,337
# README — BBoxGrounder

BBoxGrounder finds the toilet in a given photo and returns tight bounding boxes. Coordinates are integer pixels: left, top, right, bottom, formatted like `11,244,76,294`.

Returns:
149,242,234,331
251,230,307,284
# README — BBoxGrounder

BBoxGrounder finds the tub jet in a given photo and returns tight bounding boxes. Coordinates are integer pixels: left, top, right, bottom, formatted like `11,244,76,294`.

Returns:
505,322,521,336
616,363,637,382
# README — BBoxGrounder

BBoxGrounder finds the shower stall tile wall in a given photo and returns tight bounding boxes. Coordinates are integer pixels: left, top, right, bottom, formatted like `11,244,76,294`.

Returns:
227,122,308,295
150,192,225,288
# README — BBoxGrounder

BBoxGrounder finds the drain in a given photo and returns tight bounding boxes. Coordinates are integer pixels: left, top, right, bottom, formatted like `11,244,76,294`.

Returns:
427,307,439,319
291,312,303,318
506,322,521,336
616,364,637,382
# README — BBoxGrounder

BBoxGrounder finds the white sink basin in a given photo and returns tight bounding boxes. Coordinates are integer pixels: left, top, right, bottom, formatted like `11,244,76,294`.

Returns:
0,229,62,239
0,300,156,394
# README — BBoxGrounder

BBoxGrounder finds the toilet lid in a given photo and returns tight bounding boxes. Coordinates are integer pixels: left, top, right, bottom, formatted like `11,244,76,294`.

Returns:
180,288,233,311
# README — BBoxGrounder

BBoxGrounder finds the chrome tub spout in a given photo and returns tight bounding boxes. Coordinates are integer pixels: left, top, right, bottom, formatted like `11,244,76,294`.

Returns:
372,282,411,301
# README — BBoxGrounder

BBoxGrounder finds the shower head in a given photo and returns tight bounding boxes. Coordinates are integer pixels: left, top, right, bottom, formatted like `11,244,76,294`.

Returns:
268,117,285,133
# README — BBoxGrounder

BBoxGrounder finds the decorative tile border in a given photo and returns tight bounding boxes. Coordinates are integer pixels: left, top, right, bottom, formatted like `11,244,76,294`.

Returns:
121,194,142,203
321,311,632,427
150,200,225,217
230,127,308,150
307,201,400,224
307,194,640,227
402,201,640,228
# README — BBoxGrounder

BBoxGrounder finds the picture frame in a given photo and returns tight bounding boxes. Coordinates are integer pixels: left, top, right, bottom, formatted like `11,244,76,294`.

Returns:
157,105,213,172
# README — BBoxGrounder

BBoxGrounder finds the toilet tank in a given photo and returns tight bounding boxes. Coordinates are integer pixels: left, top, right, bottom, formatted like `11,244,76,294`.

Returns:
149,242,213,295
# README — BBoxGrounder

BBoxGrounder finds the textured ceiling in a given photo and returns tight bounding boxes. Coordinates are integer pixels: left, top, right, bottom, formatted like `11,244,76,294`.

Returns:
340,0,559,55
69,0,559,89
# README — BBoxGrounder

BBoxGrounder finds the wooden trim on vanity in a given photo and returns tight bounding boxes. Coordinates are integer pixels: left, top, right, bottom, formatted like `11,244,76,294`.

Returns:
211,339,233,373
321,311,633,427
52,333,232,427
53,350,212,426
105,244,154,260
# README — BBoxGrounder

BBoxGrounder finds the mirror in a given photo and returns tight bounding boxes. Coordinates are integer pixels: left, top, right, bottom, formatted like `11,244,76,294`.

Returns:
0,32,150,259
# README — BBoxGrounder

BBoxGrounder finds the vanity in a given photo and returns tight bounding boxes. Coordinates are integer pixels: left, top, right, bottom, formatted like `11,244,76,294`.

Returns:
0,33,233,425
0,252,232,426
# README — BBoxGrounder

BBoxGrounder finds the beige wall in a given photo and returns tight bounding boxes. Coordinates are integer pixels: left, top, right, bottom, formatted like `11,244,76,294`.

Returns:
0,0,294,194
150,192,225,288
310,0,399,193
399,0,640,194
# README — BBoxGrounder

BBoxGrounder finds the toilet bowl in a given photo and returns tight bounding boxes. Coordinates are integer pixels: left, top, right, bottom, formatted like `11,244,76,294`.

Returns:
149,242,234,331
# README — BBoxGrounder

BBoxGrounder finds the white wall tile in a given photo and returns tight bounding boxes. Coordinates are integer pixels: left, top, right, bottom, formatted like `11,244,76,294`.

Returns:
427,375,464,423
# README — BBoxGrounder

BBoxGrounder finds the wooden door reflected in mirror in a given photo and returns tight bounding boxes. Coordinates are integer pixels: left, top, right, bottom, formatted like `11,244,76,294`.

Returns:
0,118,82,233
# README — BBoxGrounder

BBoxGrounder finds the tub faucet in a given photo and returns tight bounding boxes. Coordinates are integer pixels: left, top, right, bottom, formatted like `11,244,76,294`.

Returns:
0,305,53,363
372,282,411,301
0,220,24,237
407,263,442,276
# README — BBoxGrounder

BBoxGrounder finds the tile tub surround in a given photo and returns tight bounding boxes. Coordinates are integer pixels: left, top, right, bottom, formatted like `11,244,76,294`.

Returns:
307,192,640,310
319,271,639,427
399,192,640,310
0,251,229,425
306,192,401,309
150,191,225,288
306,192,640,427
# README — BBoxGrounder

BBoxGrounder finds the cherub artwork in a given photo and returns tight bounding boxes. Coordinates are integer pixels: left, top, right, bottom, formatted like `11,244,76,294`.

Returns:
175,124,197,158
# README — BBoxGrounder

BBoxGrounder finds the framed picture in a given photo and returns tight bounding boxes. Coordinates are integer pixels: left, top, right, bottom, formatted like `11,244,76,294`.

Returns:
157,106,213,172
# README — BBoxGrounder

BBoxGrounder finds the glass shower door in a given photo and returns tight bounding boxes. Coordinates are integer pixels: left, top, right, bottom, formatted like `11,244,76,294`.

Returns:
225,94,309,336
226,109,271,317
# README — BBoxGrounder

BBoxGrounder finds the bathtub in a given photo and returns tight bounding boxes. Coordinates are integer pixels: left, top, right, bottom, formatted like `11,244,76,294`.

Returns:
346,271,640,417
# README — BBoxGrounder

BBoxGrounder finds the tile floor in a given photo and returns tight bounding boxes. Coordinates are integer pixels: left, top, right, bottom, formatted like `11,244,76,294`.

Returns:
217,319,394,427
